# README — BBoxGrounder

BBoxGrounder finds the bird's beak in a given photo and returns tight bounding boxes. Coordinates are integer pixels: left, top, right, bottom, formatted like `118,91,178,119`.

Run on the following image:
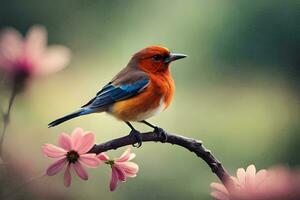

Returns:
165,53,187,63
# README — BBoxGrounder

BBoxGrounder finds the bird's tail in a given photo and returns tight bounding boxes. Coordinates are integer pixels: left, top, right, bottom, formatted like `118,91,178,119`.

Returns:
48,108,92,128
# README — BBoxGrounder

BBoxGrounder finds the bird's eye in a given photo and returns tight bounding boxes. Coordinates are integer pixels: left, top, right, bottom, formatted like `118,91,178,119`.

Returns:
152,55,163,61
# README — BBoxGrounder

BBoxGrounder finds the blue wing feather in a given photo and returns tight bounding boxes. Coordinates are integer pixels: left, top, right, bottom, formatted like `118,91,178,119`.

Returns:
85,78,149,109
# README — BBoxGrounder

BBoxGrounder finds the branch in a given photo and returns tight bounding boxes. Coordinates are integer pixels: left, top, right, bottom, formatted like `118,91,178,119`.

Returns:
89,131,231,186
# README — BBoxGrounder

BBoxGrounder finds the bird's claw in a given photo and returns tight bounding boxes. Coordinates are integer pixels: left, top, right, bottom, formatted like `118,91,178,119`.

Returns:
129,129,142,148
154,127,168,142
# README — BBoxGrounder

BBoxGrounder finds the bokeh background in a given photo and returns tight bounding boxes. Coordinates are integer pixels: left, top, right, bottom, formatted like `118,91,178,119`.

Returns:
0,0,299,199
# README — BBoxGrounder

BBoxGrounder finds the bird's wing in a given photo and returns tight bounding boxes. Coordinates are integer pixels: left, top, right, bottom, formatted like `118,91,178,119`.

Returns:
81,70,150,109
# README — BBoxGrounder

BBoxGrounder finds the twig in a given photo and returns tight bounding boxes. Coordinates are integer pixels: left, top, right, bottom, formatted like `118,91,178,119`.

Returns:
89,131,232,186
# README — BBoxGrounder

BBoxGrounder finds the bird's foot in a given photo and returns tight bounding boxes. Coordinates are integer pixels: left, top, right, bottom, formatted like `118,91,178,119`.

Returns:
154,127,168,142
129,129,142,148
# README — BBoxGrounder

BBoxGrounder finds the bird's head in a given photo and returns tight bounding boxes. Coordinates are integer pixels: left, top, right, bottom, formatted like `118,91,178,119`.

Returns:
131,46,187,73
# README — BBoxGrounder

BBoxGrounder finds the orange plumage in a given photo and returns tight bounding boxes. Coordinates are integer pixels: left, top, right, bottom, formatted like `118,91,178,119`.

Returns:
111,46,176,121
111,70,174,121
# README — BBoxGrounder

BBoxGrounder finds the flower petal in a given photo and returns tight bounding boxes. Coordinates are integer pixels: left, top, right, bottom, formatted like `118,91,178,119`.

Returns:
76,132,95,154
210,191,230,200
246,164,256,175
116,148,131,162
114,165,126,182
0,28,23,69
110,166,119,191
237,168,246,186
73,162,88,180
79,154,100,168
97,153,109,161
25,25,46,67
64,164,72,187
58,133,72,151
42,144,67,158
35,45,70,76
128,153,136,161
71,128,84,150
210,183,229,195
245,164,256,188
46,158,66,176
116,162,139,176
255,169,267,185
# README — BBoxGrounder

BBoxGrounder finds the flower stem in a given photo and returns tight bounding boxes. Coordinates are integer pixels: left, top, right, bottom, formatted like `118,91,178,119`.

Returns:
0,84,18,158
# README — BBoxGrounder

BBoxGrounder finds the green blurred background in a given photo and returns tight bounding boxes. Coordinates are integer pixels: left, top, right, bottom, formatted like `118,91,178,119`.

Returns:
0,0,300,199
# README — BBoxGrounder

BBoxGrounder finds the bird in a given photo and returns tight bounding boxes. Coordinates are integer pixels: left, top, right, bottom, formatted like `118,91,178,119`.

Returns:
48,46,187,147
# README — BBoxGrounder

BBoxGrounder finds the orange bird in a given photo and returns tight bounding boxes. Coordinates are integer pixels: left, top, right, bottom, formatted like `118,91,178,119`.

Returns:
48,46,187,147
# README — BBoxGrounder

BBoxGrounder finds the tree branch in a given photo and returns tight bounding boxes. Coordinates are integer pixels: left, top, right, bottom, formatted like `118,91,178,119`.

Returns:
89,131,231,186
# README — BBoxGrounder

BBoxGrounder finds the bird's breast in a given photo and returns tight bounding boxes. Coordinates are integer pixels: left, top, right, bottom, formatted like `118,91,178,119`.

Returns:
110,73,174,122
132,96,166,121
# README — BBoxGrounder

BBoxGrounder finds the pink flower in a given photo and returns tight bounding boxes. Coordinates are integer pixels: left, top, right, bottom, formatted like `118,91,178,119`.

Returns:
42,128,100,187
98,148,139,191
0,25,70,88
211,164,300,200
